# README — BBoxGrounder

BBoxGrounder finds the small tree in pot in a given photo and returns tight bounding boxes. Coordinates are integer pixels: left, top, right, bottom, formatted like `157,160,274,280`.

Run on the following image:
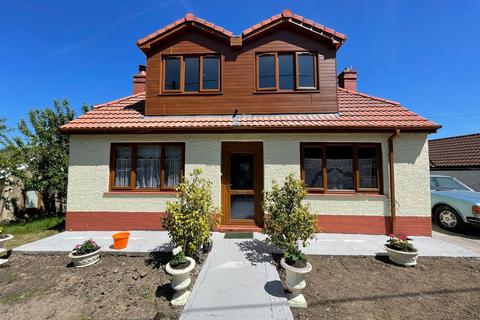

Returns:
263,174,317,308
163,168,217,305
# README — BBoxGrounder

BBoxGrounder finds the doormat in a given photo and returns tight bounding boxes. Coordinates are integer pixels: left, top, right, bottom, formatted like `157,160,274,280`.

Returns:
224,232,254,239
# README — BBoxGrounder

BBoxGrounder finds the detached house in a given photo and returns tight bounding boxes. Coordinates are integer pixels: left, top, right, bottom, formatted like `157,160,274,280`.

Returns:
61,10,440,236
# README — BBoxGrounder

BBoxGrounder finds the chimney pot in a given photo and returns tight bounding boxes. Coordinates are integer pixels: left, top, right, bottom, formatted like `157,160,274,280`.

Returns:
133,64,147,94
338,67,357,92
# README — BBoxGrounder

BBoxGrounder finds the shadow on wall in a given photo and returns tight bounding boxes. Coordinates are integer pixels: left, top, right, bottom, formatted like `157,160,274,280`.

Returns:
395,134,427,165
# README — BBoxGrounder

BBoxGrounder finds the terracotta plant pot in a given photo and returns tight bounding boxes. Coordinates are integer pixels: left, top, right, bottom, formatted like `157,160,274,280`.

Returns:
68,248,102,268
166,257,196,306
280,258,312,308
112,232,130,250
384,245,418,267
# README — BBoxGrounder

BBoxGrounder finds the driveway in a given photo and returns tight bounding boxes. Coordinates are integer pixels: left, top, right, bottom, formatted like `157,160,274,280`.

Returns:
432,224,480,255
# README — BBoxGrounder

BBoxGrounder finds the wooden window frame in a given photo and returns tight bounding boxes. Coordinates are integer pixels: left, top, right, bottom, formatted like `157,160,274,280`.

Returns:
256,53,278,91
161,54,221,94
109,142,185,192
300,143,383,194
162,56,183,93
200,55,221,92
295,52,318,90
255,51,318,92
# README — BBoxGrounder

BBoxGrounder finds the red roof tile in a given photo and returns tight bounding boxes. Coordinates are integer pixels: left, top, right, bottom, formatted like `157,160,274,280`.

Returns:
137,13,233,47
242,9,347,42
137,10,346,49
429,133,480,168
60,88,440,133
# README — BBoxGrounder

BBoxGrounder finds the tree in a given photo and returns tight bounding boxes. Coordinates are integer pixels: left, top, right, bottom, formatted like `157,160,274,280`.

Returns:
263,174,318,265
0,100,89,215
163,169,218,257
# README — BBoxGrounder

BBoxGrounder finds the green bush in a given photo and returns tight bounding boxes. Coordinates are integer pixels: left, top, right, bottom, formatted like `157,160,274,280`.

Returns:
163,169,217,257
263,174,318,265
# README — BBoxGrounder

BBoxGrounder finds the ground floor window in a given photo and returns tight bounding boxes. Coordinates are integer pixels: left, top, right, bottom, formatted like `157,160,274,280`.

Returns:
300,143,382,193
110,143,185,191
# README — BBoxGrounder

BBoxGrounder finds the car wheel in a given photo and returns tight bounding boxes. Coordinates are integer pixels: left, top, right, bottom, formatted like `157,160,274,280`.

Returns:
434,205,464,232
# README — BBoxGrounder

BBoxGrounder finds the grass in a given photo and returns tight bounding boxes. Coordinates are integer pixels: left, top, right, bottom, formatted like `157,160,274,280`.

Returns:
1,215,64,249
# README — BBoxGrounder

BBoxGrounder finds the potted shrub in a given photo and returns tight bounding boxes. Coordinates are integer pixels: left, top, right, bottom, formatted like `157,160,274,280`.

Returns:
165,246,196,306
384,234,418,267
163,168,217,305
263,174,318,308
68,239,101,268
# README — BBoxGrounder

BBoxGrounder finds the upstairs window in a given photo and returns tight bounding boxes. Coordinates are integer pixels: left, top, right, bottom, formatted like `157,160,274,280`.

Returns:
301,143,382,193
256,52,317,91
110,143,185,191
163,55,220,93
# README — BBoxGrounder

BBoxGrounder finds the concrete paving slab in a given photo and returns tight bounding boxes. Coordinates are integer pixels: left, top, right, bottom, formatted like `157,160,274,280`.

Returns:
14,231,172,255
180,232,293,320
303,233,480,257
432,229,480,255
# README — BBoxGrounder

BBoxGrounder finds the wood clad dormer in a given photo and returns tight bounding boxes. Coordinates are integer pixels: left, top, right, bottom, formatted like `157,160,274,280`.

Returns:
137,10,347,116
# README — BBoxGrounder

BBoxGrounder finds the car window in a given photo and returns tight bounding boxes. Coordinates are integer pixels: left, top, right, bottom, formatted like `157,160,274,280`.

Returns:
430,177,470,191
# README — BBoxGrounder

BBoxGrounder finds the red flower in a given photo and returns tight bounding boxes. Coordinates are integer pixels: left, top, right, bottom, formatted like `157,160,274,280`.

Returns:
399,235,408,240
388,233,395,238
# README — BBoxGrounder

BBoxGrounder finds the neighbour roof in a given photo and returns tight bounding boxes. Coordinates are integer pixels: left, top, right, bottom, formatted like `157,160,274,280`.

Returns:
429,133,480,168
137,9,346,50
60,88,440,133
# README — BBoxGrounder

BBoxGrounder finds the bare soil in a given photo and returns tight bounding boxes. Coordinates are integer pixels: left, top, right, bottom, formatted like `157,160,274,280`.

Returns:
0,253,204,320
280,256,480,320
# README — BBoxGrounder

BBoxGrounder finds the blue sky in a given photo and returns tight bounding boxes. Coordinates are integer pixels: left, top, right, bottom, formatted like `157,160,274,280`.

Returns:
1,0,479,139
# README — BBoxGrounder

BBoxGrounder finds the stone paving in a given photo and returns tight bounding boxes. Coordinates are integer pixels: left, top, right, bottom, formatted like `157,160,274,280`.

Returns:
14,231,173,255
180,232,293,320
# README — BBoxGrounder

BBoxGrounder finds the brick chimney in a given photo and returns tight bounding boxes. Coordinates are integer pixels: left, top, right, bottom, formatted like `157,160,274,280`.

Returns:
133,65,147,94
338,68,357,92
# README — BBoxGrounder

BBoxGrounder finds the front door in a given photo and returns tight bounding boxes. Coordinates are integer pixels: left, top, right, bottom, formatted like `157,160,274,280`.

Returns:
221,142,263,227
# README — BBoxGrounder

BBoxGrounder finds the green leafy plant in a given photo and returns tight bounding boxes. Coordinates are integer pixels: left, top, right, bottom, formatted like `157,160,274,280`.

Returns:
170,246,189,269
263,174,318,267
163,168,218,257
72,239,100,256
0,226,7,239
386,234,417,252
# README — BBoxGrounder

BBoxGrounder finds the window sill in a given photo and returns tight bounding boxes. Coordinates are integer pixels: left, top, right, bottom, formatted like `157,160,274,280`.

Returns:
104,191,179,196
253,90,320,94
158,92,222,96
306,192,386,198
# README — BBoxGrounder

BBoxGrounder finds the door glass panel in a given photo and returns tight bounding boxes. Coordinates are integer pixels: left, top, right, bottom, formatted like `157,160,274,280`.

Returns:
230,154,254,190
231,195,254,219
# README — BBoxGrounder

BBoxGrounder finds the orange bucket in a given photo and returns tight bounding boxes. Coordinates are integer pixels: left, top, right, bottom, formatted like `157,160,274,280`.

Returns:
112,232,130,250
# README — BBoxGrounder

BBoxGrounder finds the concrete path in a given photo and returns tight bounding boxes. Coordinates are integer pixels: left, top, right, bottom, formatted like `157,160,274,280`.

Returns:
14,231,173,255
180,232,293,320
432,229,480,256
303,233,479,257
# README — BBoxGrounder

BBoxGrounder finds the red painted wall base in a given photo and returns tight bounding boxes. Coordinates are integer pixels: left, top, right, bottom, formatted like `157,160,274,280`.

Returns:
66,212,432,236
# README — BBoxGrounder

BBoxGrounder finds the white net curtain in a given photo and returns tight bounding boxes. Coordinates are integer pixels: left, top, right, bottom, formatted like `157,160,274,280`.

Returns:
136,145,161,188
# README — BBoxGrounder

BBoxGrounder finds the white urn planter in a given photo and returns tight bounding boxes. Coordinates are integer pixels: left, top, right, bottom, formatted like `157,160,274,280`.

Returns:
0,234,14,265
68,248,102,268
166,257,196,306
384,245,418,267
281,258,312,308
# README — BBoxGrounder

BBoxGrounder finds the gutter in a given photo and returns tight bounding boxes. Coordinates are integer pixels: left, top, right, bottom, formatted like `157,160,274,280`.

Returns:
388,129,400,234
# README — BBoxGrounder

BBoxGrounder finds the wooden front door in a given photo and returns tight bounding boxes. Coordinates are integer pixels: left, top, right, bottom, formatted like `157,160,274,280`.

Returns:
221,142,264,227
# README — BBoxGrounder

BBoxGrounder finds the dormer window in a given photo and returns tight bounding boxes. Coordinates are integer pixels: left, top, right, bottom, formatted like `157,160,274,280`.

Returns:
162,55,221,93
256,52,317,91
